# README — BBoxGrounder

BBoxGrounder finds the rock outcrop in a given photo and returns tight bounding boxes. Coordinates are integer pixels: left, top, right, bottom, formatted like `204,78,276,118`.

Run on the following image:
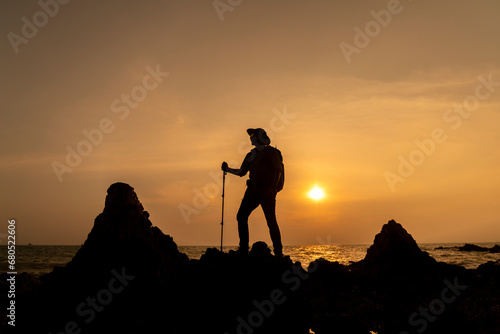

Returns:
19,182,188,333
458,243,500,253
11,185,500,334
176,242,311,334
459,243,491,252
363,219,435,267
307,220,471,334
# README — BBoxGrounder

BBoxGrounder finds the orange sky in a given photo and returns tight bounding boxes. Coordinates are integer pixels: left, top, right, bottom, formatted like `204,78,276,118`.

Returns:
1,0,499,246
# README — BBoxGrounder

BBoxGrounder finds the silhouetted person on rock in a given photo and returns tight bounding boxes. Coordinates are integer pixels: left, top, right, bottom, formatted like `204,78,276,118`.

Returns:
222,128,284,257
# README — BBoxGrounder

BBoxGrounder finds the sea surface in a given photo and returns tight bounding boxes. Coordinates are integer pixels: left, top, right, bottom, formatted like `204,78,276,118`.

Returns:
1,243,499,277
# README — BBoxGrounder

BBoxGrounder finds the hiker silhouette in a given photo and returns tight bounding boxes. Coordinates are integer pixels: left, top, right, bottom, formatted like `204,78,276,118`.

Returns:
222,128,284,257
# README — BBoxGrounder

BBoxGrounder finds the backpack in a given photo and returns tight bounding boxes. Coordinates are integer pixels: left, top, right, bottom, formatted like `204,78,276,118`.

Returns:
269,147,285,192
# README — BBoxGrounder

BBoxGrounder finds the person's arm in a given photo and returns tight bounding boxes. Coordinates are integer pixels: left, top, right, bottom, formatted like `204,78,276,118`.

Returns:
221,161,248,176
226,166,242,176
222,151,252,176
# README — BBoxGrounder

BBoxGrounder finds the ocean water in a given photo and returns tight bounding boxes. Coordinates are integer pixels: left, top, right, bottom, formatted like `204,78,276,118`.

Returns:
1,243,499,277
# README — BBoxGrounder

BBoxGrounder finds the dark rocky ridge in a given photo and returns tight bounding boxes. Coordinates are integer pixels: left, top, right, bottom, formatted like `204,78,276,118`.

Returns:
4,183,499,334
17,182,190,333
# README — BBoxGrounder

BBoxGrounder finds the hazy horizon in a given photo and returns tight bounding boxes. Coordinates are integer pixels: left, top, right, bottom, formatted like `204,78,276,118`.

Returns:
2,0,499,246
9,241,500,247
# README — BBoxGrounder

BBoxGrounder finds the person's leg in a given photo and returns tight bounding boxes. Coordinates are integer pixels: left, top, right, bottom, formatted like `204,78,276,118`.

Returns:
236,186,260,252
260,188,283,256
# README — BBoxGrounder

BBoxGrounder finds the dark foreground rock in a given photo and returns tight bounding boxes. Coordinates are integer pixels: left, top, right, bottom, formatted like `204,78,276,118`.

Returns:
307,220,500,334
8,185,500,334
17,182,190,333
176,242,311,334
15,183,309,334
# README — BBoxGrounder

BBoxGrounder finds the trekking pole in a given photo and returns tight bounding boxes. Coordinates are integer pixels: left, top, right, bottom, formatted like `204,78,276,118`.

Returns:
220,170,227,252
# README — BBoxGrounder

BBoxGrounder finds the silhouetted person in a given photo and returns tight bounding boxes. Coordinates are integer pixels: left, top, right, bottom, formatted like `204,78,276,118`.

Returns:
222,128,284,257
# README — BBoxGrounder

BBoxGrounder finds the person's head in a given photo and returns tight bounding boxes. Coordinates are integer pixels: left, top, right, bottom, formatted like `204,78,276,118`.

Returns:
247,128,271,146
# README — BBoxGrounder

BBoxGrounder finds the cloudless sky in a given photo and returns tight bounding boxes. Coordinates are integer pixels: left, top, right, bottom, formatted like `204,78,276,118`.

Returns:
1,0,499,246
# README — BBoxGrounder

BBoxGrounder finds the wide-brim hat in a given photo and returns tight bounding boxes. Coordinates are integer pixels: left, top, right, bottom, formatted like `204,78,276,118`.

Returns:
247,128,271,145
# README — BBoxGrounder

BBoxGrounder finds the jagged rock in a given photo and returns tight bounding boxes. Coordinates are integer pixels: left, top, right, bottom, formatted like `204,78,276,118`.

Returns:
308,220,471,334
307,225,499,334
20,182,188,334
459,243,490,252
56,182,189,283
363,219,435,267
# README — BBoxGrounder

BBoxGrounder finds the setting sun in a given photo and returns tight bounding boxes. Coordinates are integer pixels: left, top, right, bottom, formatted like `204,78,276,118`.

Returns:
308,185,325,201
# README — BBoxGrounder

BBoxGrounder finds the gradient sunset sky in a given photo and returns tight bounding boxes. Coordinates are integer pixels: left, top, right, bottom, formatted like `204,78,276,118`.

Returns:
1,0,499,246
